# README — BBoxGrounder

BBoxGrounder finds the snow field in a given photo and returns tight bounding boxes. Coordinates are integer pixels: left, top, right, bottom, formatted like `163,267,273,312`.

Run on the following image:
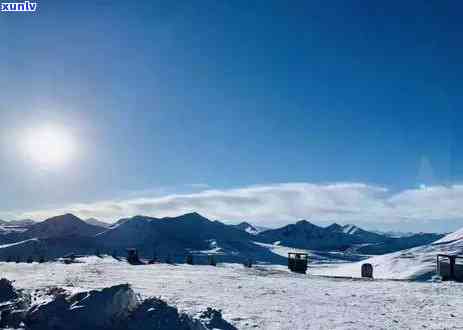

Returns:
0,256,462,329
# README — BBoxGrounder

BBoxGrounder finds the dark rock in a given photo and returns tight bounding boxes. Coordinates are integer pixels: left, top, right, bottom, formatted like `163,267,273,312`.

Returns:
0,278,18,302
199,308,237,330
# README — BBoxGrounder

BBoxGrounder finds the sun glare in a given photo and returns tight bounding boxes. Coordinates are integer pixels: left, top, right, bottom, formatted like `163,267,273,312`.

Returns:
21,125,76,169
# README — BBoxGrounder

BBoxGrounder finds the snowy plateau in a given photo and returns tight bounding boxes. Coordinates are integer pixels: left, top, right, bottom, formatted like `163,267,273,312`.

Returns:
0,213,461,329
0,257,462,329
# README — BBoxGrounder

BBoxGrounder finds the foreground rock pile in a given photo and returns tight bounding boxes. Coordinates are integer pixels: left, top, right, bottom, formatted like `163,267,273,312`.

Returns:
0,279,235,330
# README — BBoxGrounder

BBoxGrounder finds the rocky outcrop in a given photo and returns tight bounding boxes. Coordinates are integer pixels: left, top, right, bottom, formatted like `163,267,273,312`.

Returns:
0,279,236,330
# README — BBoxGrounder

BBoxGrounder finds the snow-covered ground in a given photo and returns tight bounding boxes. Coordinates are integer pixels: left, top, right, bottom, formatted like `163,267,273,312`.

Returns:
1,256,463,329
312,228,463,281
310,248,438,280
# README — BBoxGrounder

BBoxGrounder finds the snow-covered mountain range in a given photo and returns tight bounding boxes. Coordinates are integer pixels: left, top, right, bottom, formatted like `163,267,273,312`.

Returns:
0,212,447,266
253,220,442,253
256,220,361,250
95,213,283,263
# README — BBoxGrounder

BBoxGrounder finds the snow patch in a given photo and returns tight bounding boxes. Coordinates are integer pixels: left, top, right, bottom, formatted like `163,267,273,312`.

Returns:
342,225,359,235
433,227,463,244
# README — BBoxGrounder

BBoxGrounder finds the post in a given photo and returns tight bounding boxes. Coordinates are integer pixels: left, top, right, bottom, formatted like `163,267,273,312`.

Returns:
208,255,216,266
450,256,456,280
186,254,194,265
436,255,440,276
127,249,140,265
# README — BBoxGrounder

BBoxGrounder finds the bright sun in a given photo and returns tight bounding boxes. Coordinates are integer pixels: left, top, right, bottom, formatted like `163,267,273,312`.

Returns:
21,125,76,169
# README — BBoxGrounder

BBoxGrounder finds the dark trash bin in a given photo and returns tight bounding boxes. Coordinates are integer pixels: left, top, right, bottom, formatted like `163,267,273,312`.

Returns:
361,263,373,278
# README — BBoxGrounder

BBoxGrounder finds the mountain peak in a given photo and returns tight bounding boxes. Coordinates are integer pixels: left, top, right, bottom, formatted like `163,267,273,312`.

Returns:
46,213,83,224
25,213,105,239
295,219,314,226
234,221,260,235
175,212,210,222
182,212,206,219
326,223,343,231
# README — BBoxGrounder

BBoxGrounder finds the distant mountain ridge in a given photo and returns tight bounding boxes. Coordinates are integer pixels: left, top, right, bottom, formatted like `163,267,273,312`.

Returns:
0,212,445,262
24,214,105,239
96,213,261,256
254,220,366,250
325,223,386,243
85,218,112,228
253,219,443,253
0,214,105,260
0,219,35,227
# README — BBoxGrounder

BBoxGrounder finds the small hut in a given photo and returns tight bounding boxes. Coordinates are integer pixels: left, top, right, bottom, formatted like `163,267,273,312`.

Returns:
288,252,308,274
437,254,463,281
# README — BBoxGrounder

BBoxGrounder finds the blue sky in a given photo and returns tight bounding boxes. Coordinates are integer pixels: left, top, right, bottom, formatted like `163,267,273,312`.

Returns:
0,1,462,231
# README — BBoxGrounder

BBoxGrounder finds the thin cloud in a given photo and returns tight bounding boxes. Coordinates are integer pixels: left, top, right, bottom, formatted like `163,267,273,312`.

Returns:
5,183,463,228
